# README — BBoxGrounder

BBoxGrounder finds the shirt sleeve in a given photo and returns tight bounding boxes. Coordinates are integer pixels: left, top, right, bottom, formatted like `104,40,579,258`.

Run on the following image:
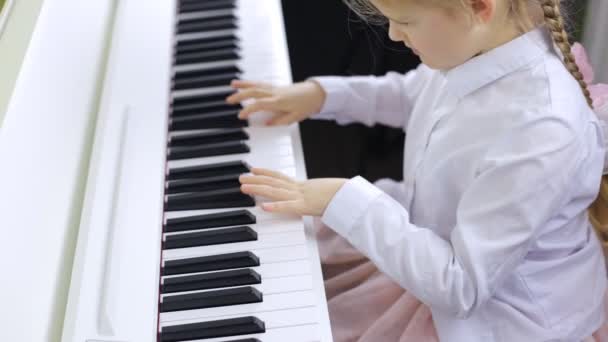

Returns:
321,115,589,318
308,63,432,129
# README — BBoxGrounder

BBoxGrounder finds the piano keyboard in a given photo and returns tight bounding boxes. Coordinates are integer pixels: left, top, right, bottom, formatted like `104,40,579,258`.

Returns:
47,0,332,341
157,1,331,341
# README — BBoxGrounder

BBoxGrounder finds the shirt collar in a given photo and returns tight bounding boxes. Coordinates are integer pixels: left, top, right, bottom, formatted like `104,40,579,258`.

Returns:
441,26,554,99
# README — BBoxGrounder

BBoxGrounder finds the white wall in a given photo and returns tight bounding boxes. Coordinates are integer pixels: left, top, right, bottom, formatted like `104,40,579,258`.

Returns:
583,0,608,83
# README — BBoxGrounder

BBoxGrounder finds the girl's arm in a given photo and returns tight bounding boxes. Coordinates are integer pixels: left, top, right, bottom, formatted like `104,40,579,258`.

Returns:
320,115,598,317
310,63,432,129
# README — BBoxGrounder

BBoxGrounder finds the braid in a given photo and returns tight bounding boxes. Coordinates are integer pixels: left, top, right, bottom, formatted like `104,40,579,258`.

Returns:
540,0,593,108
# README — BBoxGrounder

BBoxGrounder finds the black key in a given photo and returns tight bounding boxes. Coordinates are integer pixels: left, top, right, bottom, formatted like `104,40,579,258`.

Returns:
176,35,238,55
169,110,246,130
160,316,264,342
178,16,237,34
162,251,260,276
174,48,240,66
168,140,249,160
179,0,236,14
172,90,234,110
160,286,263,312
164,225,257,250
162,268,261,293
166,173,242,195
173,65,241,83
173,71,239,90
176,49,240,67
176,42,238,61
165,209,256,233
167,160,250,180
172,101,240,117
165,187,254,211
169,128,249,147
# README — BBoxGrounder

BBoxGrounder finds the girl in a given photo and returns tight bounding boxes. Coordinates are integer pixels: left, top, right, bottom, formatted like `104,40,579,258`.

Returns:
227,0,607,340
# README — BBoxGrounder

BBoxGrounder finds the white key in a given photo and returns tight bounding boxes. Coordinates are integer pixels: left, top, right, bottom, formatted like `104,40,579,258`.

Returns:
163,230,306,260
177,9,235,21
162,243,311,267
160,289,316,323
164,220,304,239
160,306,320,335
161,274,313,300
177,29,237,43
164,206,302,222
182,324,321,342
162,258,312,284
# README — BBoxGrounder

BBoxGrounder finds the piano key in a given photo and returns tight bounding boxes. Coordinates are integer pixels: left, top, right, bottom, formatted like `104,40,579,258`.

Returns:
161,260,312,294
165,220,303,238
177,16,238,35
167,151,295,177
160,290,315,323
165,206,295,223
161,268,261,294
172,70,240,90
164,243,310,266
164,209,255,233
162,251,260,276
161,306,318,338
179,0,237,14
168,128,295,171
177,323,320,342
168,141,250,160
169,129,249,147
166,173,241,195
163,226,257,250
174,49,240,67
175,35,239,55
164,188,255,211
169,111,245,131
161,274,313,300
172,102,240,118
160,286,263,312
176,42,238,61
173,65,241,83
167,160,250,181
163,231,307,261
171,90,239,116
177,8,236,23
160,316,264,342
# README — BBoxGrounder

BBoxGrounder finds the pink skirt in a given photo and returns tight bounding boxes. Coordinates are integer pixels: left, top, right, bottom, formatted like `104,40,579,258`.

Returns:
313,218,608,342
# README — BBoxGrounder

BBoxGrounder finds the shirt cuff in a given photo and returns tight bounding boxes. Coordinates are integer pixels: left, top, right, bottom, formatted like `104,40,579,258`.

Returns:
321,176,384,237
308,76,347,120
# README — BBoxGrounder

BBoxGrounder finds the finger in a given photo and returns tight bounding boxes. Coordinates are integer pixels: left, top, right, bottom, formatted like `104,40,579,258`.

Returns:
240,184,297,201
230,79,272,90
239,174,297,190
267,112,301,126
262,200,304,215
250,167,293,182
226,88,273,104
238,98,279,119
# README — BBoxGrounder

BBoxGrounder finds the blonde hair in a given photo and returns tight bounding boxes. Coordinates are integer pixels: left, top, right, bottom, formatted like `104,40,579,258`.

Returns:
345,0,594,107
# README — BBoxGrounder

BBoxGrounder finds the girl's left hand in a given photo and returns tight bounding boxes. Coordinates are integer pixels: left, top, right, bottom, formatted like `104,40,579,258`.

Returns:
239,167,347,216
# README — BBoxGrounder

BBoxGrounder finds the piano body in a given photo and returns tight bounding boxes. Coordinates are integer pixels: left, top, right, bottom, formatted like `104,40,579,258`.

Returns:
0,0,333,341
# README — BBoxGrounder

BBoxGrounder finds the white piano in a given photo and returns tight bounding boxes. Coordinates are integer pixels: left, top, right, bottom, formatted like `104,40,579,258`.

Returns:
0,0,333,341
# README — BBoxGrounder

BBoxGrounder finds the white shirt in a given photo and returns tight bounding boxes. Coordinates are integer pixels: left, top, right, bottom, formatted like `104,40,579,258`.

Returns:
312,27,607,341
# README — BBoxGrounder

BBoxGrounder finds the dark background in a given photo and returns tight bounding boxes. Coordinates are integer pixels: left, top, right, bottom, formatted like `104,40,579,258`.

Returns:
281,0,420,182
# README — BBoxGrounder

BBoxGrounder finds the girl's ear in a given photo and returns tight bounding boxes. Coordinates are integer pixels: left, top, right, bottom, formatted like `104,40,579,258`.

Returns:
469,0,495,23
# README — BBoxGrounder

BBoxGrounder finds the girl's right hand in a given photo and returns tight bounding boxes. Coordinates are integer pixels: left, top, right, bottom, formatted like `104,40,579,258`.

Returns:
225,79,326,126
